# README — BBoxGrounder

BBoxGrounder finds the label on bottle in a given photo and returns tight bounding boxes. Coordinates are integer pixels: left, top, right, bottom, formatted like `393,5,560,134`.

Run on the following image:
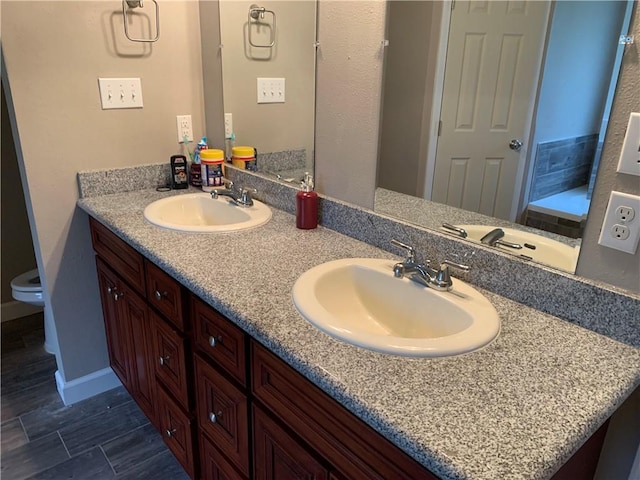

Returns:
202,162,224,188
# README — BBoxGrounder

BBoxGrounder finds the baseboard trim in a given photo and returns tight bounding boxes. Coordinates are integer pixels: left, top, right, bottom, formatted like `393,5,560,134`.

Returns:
55,367,122,406
1,301,43,322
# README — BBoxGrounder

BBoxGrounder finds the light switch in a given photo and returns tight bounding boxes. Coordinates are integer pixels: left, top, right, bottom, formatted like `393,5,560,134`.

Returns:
616,112,640,176
98,78,143,110
257,78,285,104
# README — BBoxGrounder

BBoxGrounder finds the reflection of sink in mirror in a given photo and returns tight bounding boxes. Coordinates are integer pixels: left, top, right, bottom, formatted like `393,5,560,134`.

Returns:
143,193,272,233
454,225,580,273
293,258,500,358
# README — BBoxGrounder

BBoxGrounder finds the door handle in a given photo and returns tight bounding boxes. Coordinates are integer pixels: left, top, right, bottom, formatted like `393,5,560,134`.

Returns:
509,139,523,152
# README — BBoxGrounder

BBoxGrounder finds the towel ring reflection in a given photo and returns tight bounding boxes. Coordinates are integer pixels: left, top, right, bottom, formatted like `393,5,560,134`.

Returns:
248,4,276,48
122,0,160,43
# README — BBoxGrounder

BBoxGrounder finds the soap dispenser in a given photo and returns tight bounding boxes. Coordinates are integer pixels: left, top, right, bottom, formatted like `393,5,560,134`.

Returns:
296,172,318,229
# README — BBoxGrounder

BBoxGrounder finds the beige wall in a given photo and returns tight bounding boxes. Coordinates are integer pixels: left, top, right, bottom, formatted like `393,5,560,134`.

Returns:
577,3,639,293
2,1,205,381
1,84,37,303
377,1,435,197
219,0,315,158
314,1,386,208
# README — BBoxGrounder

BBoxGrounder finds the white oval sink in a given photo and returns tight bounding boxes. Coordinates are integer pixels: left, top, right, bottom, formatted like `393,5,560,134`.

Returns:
293,258,500,357
455,225,579,273
144,192,272,233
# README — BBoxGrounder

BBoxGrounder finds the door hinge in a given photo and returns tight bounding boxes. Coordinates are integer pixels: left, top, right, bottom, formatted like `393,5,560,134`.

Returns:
451,0,455,10
438,120,442,136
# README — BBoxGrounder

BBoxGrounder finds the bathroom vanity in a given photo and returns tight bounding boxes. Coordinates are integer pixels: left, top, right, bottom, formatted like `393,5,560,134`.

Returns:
78,180,640,480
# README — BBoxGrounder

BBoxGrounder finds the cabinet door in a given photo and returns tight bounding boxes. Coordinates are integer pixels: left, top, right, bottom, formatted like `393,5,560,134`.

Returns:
157,386,195,479
194,355,249,477
121,282,157,427
253,405,329,480
200,432,248,480
152,310,190,410
96,258,132,390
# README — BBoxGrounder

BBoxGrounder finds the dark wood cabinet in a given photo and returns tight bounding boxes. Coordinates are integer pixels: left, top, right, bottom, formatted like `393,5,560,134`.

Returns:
95,257,157,427
200,433,248,480
253,404,329,480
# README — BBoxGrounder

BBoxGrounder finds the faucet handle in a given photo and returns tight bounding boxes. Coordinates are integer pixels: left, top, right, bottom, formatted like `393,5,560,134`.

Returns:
239,187,257,206
440,260,470,272
390,239,415,262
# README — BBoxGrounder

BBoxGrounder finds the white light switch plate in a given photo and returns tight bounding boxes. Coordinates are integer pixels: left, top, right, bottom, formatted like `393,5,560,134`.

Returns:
98,78,143,109
598,191,640,254
257,78,285,104
616,112,640,176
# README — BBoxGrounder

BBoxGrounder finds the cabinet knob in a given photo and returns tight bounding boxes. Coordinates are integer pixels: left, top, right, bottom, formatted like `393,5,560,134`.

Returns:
154,290,168,300
165,428,177,438
208,335,222,347
209,411,222,423
107,286,114,294
159,355,171,366
114,292,125,301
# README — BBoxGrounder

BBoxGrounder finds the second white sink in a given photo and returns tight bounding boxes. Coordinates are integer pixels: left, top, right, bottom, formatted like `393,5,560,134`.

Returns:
144,192,272,233
293,258,500,357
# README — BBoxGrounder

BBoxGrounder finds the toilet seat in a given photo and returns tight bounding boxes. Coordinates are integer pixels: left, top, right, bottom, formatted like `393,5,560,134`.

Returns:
11,268,42,292
11,268,44,305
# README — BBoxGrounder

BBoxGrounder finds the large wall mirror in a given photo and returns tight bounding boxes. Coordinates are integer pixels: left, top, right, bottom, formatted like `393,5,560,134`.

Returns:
214,0,635,276
375,0,634,274
218,0,317,182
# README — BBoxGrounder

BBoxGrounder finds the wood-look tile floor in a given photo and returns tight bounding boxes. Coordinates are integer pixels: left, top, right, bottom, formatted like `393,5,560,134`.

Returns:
1,313,189,479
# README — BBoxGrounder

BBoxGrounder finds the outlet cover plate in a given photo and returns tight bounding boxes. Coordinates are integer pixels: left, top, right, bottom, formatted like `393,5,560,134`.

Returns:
598,191,640,254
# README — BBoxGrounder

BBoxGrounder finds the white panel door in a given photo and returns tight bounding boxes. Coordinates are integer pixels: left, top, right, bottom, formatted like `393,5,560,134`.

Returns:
432,0,550,220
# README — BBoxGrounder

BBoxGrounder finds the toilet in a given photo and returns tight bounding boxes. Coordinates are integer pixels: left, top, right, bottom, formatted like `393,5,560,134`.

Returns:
11,269,58,355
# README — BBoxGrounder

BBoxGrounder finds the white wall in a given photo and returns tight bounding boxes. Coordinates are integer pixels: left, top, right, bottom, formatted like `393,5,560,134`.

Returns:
219,0,316,158
577,3,640,293
2,1,205,384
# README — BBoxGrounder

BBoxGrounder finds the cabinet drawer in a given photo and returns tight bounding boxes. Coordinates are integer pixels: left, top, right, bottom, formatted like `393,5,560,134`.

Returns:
157,386,196,479
192,297,247,386
90,217,145,296
251,341,434,480
146,260,186,331
253,404,329,480
200,432,248,480
152,311,190,411
194,354,249,477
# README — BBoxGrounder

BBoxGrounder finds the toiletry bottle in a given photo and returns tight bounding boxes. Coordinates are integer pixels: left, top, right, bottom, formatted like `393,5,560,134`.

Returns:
296,172,318,229
170,155,188,189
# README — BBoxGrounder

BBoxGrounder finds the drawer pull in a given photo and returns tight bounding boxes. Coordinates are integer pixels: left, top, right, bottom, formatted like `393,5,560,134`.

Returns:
208,335,222,347
209,411,223,423
165,428,177,438
159,355,171,366
114,292,125,301
107,286,114,295
155,290,168,300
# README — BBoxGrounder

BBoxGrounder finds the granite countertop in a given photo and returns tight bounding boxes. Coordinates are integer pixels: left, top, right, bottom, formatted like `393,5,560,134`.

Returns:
77,188,640,480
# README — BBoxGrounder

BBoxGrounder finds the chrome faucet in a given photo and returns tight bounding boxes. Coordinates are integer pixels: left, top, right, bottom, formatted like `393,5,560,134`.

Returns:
390,239,470,292
480,228,522,250
211,181,257,207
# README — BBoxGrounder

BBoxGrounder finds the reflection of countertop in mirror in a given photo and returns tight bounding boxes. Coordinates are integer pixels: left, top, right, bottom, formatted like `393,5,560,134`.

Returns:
374,187,581,247
77,169,639,480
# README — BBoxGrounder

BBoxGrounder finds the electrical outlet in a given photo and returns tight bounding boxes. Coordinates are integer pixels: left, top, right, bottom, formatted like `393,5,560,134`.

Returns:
611,224,630,240
616,205,635,223
616,112,640,176
598,191,640,254
176,115,193,143
225,113,233,138
98,78,143,109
